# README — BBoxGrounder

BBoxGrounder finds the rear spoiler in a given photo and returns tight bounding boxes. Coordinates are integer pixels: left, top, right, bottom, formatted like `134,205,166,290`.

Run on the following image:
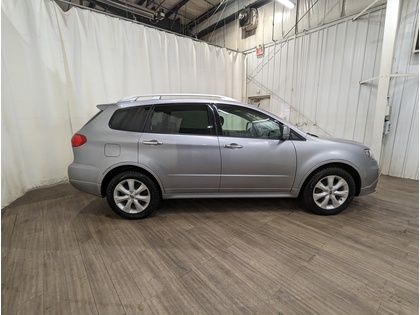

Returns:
96,103,114,110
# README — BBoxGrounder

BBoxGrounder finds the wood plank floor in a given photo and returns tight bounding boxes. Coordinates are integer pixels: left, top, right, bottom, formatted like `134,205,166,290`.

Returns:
2,175,418,314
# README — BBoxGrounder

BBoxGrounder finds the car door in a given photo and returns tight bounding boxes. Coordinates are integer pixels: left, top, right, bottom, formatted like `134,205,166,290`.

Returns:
215,104,296,192
139,103,221,194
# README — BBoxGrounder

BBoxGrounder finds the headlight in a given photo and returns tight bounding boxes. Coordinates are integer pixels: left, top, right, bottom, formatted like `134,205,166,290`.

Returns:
365,149,375,159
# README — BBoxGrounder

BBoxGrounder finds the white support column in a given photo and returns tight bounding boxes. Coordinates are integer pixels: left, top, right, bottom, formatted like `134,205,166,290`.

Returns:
370,0,401,162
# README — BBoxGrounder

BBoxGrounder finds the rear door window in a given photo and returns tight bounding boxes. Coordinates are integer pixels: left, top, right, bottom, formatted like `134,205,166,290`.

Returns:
144,104,213,135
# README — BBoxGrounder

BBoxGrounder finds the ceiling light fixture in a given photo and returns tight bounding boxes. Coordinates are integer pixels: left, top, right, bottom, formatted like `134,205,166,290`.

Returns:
276,0,296,9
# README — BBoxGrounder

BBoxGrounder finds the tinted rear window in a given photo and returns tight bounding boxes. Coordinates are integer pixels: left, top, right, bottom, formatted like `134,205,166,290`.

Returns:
144,104,212,135
109,106,150,132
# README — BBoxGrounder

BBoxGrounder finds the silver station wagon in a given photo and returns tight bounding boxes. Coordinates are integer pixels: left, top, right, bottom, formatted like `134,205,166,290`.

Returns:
68,94,379,219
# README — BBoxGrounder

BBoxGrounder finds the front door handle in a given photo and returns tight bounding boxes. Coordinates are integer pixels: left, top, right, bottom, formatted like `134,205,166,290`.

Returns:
224,143,243,149
142,140,163,145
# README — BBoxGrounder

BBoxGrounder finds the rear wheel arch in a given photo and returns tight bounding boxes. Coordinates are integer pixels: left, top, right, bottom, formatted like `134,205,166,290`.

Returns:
106,171,161,219
100,165,163,198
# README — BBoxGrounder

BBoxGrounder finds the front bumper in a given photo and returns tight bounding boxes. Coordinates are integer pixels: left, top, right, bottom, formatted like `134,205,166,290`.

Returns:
359,159,380,196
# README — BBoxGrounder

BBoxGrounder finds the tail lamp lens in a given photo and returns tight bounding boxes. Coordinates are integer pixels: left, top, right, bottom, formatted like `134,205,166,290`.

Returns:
71,134,87,147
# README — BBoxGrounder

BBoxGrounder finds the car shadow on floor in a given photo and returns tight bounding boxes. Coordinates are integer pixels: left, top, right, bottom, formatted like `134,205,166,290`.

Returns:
77,195,305,220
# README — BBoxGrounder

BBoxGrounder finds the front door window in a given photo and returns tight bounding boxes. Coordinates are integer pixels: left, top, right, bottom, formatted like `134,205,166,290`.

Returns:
217,105,281,139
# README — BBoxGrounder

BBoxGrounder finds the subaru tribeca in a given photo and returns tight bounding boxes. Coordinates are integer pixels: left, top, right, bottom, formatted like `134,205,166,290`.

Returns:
68,94,379,219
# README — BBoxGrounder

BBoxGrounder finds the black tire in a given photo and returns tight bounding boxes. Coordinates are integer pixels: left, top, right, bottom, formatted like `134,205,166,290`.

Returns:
299,167,356,215
106,171,161,219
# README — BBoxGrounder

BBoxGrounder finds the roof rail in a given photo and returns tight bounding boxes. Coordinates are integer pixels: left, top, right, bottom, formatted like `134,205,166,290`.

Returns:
118,94,238,102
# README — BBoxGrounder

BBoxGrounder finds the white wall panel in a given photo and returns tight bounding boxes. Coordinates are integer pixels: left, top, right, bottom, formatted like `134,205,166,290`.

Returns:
345,0,387,16
201,0,387,52
298,0,341,30
245,0,418,179
202,0,418,179
273,2,297,40
247,9,385,139
381,0,419,179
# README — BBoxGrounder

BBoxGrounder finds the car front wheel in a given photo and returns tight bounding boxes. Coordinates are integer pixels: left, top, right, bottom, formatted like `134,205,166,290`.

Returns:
300,167,356,215
106,171,161,219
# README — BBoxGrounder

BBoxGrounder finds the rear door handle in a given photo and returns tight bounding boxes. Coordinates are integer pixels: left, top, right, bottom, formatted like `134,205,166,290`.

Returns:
224,143,243,149
142,140,163,145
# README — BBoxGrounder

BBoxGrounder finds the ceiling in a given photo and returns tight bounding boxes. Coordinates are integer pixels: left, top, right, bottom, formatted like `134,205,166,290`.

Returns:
78,0,234,38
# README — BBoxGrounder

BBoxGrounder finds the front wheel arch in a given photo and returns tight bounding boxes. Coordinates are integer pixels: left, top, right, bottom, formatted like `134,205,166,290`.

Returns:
299,166,357,215
298,163,361,198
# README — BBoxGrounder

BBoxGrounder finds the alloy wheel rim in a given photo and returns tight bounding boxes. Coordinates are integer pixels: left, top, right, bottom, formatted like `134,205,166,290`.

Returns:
113,179,151,214
313,175,349,210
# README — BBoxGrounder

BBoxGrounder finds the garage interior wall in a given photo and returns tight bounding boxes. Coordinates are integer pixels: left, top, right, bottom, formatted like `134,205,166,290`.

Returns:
381,0,419,179
1,0,246,207
203,0,418,180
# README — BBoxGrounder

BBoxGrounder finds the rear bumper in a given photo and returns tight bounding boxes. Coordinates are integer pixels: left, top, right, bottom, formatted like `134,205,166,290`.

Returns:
69,179,101,196
68,163,102,196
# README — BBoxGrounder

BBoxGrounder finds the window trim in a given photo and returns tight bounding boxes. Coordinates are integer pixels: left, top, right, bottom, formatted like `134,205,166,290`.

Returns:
213,104,307,141
143,103,216,136
290,130,306,141
213,104,283,139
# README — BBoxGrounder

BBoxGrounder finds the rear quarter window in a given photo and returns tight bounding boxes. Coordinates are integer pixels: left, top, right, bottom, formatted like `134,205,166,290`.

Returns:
109,106,150,132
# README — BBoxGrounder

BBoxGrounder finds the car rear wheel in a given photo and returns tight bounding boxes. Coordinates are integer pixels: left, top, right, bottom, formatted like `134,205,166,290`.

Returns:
106,171,161,219
300,167,356,215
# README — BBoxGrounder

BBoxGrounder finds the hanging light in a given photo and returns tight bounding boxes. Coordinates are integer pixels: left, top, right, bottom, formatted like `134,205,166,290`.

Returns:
276,0,296,9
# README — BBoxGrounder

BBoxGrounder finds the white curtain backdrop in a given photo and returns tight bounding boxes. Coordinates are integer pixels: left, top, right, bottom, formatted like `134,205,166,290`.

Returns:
1,0,246,207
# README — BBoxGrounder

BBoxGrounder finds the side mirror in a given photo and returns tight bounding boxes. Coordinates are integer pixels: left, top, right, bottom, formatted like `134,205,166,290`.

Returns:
280,125,290,141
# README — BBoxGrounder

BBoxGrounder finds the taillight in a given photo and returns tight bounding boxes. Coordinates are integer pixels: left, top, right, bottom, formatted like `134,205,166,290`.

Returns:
71,134,87,147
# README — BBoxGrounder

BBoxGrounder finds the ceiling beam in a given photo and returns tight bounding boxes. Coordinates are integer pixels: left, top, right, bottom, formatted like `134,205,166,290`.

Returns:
166,0,190,19
86,0,185,33
184,0,236,34
89,0,156,19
